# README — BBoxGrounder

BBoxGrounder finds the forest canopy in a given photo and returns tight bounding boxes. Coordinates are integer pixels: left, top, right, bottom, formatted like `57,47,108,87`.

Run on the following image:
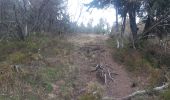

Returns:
86,0,170,47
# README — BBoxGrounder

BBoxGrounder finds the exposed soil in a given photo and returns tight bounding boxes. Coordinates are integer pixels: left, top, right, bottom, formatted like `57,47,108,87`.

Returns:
68,34,136,98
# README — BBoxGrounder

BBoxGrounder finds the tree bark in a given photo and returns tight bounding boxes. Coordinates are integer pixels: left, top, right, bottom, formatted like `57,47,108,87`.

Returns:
14,5,25,41
115,7,119,33
128,1,138,48
120,9,127,48
142,15,154,39
115,6,120,48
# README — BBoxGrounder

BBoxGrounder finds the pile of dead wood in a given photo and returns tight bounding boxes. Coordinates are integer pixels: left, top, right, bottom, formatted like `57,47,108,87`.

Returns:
91,64,118,85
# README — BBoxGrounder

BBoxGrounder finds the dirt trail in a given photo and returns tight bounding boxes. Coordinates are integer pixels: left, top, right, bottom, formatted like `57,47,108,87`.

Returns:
68,34,135,98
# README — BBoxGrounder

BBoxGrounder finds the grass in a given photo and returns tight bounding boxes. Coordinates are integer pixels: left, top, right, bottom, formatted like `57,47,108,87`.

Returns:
78,82,103,100
107,37,169,89
79,93,99,100
8,51,28,64
160,89,170,100
108,38,165,69
0,33,77,99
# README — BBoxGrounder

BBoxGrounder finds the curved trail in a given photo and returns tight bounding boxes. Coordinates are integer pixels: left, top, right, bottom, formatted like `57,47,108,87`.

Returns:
68,34,135,99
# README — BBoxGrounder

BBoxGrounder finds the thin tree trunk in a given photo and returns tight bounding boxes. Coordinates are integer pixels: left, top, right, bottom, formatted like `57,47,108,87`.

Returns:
120,9,127,48
115,7,119,33
14,5,25,41
142,15,154,39
24,24,28,37
115,6,120,48
128,2,138,48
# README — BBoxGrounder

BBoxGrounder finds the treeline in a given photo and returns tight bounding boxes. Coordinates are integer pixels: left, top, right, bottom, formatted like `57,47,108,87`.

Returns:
87,0,170,48
0,0,71,40
71,18,111,34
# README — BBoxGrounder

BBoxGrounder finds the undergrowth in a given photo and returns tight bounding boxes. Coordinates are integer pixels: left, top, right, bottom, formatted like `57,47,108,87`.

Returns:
160,89,170,100
107,37,170,99
0,33,76,99
78,82,103,100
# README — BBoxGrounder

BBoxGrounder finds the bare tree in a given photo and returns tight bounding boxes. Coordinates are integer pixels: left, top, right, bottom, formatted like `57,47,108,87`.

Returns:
0,0,70,40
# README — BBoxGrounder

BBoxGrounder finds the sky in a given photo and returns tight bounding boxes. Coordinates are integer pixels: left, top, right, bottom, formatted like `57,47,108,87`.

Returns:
67,0,116,27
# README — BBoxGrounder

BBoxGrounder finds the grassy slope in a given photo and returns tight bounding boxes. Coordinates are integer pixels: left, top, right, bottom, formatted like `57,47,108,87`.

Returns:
0,34,77,100
107,37,170,100
1,33,170,100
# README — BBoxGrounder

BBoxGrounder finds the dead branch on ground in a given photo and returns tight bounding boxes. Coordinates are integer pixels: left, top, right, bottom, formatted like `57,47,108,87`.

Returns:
91,64,118,85
103,83,169,100
103,70,170,100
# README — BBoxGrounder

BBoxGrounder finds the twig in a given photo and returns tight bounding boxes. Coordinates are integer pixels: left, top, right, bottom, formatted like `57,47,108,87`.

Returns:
142,15,170,36
91,64,100,72
108,69,114,81
104,73,107,85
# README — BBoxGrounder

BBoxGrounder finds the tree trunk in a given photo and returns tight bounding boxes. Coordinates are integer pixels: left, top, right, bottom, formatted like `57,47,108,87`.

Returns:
115,7,119,33
115,6,120,48
24,24,28,37
128,2,138,48
14,5,25,41
142,15,154,39
120,9,127,48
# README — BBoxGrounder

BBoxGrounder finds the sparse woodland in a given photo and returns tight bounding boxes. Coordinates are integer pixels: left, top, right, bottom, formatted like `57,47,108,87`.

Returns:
0,0,170,100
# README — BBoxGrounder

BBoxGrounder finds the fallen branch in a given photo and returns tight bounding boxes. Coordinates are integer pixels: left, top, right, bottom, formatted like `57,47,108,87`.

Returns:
11,65,22,73
91,64,118,85
91,64,102,72
108,69,114,81
103,83,169,100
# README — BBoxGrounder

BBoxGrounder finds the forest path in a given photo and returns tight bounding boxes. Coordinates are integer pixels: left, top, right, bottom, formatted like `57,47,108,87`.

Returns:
68,34,135,99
